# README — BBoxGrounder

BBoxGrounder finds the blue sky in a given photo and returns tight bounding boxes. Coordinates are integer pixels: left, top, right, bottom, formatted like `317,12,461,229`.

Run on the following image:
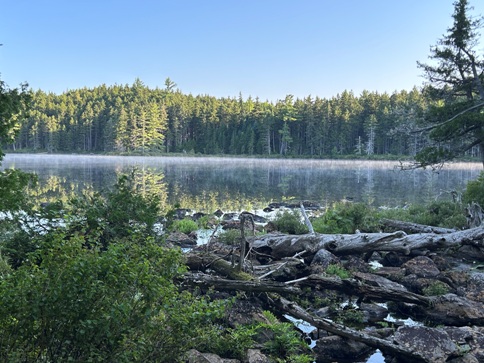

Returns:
1,0,483,101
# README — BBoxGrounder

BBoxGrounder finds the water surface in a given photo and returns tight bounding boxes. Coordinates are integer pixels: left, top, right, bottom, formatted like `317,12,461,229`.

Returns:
2,154,481,211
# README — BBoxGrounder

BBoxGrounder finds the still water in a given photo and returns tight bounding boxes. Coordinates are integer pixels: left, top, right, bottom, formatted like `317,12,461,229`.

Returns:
1,154,481,211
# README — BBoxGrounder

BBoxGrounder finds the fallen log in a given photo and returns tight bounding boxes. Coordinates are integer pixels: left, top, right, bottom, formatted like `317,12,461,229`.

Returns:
269,295,429,362
291,273,431,306
184,252,253,280
183,270,484,326
183,272,301,295
380,218,456,234
250,226,484,258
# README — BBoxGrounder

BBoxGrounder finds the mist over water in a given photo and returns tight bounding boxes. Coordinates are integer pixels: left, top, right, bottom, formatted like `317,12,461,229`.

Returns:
2,154,481,210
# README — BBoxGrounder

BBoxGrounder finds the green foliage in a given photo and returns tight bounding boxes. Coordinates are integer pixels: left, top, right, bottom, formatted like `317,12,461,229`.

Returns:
422,281,450,296
0,174,229,362
199,324,258,361
312,202,378,234
325,264,351,279
414,0,484,168
337,308,365,326
0,78,31,158
260,311,311,360
463,171,484,206
193,310,313,362
171,218,199,234
65,172,161,248
3,76,453,161
217,229,242,245
376,200,467,229
272,210,309,235
0,169,37,212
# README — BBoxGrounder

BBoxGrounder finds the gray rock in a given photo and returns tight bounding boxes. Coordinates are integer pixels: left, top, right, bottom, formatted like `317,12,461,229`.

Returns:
403,256,441,278
393,326,458,363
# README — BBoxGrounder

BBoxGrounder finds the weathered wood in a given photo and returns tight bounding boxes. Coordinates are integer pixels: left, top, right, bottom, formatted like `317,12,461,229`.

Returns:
269,295,429,362
380,218,456,234
300,201,314,234
184,253,253,281
293,273,432,306
250,226,484,258
183,272,301,294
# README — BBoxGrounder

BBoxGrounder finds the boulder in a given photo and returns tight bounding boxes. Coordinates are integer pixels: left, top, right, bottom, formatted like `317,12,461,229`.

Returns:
392,326,459,362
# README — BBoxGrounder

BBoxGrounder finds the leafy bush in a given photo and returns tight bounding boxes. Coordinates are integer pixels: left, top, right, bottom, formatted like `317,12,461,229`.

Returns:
312,202,379,234
463,171,484,206
0,232,226,362
272,210,308,235
375,200,466,229
217,229,242,245
0,173,230,362
260,311,312,361
171,218,199,234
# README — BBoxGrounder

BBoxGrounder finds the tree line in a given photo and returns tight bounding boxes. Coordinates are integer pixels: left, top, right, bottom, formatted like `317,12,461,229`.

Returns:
6,80,442,158
5,0,484,167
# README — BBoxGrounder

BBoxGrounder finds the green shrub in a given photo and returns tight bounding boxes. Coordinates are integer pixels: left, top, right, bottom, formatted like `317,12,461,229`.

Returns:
217,229,242,245
0,232,226,362
260,311,311,360
272,210,308,235
0,173,230,362
171,218,199,234
325,264,351,279
375,200,466,229
463,171,484,206
312,202,379,234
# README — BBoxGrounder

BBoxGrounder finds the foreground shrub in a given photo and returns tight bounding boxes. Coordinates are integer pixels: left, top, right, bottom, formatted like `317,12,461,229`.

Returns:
171,218,199,234
0,232,228,362
272,210,309,235
312,202,379,234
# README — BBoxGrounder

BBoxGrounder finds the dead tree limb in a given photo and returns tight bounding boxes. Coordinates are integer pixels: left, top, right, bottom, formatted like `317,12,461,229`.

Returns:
300,201,314,234
183,272,301,294
269,295,429,362
380,219,456,234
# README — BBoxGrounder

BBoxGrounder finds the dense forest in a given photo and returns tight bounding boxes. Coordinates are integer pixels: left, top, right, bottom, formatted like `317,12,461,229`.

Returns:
8,78,478,159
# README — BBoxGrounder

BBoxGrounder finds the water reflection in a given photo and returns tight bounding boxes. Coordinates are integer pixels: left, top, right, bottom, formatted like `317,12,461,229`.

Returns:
2,154,481,212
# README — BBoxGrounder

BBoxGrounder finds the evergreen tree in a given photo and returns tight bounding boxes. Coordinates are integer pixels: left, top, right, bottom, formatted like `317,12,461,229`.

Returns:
415,0,484,168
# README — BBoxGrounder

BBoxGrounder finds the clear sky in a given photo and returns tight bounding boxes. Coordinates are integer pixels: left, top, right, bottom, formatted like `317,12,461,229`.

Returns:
1,0,483,102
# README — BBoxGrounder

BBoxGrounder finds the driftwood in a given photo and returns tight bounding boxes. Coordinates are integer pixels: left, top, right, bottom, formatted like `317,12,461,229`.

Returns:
183,272,300,294
380,218,456,234
184,252,253,280
300,201,314,234
183,271,484,326
250,226,484,259
269,295,429,362
291,273,431,306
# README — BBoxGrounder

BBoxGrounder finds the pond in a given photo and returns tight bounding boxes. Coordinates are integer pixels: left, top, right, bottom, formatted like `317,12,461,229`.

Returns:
1,154,481,212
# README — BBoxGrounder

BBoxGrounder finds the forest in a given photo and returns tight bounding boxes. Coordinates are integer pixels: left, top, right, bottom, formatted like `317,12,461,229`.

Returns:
6,79,457,159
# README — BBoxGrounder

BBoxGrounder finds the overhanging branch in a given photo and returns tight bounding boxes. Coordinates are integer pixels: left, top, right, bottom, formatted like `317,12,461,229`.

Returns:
412,101,484,134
